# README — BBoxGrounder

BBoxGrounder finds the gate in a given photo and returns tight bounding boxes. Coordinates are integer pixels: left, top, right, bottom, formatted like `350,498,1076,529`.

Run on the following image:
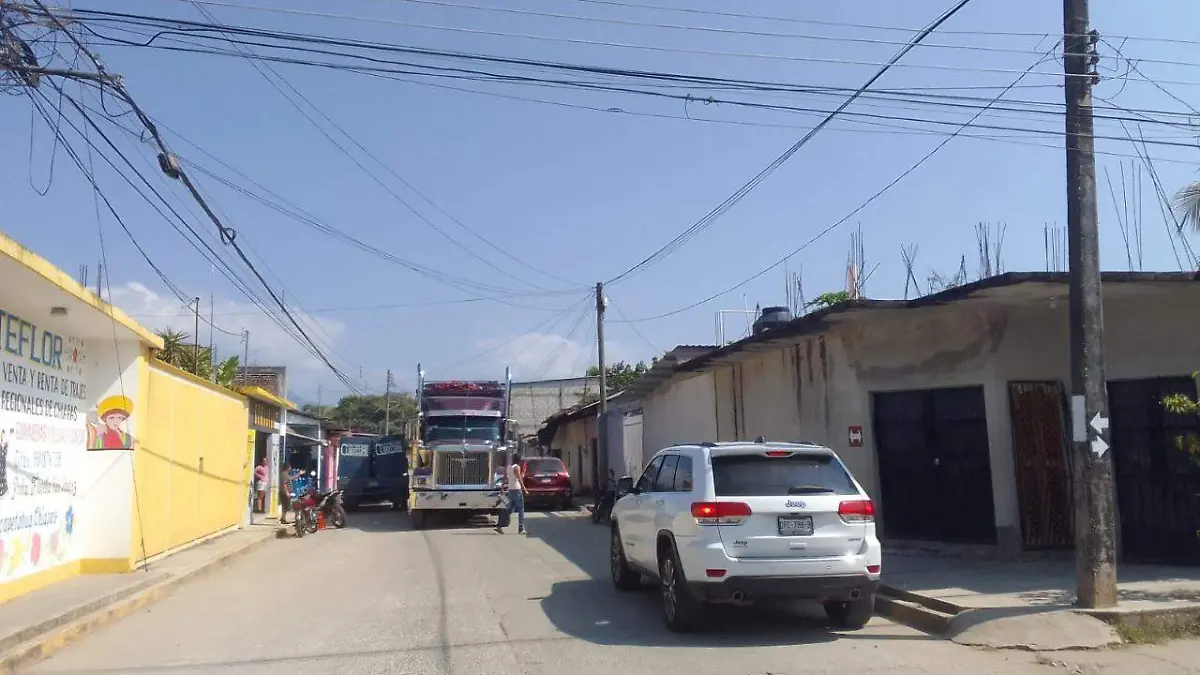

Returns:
1109,376,1200,564
872,386,996,543
1008,382,1073,550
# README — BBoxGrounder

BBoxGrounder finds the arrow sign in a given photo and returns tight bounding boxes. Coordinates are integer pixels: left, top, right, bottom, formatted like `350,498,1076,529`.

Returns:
1090,412,1109,435
1091,437,1109,458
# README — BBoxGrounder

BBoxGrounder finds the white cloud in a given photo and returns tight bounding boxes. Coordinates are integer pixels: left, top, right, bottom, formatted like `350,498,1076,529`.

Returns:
109,281,347,397
473,332,628,382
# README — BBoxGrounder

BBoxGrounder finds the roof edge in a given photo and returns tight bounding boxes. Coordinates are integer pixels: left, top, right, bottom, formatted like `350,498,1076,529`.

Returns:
0,233,165,349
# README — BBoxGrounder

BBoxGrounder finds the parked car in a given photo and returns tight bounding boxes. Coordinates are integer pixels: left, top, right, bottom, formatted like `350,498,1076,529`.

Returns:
608,439,881,632
521,457,574,510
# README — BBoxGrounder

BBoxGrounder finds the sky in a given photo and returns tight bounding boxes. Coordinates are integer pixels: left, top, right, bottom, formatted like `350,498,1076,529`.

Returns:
2,0,1199,404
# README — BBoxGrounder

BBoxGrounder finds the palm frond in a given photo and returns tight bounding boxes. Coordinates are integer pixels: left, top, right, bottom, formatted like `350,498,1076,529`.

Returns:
1172,181,1200,233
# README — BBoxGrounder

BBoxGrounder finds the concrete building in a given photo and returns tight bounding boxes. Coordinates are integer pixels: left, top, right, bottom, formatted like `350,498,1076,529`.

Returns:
508,376,598,438
640,272,1200,564
0,233,253,601
538,391,631,495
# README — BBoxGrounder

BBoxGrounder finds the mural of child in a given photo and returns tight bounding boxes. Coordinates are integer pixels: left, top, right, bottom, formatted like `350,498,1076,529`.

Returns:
90,396,134,450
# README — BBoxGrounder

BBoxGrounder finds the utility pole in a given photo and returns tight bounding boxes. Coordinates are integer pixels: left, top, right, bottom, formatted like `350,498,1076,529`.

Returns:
1063,0,1116,609
241,329,250,383
595,281,608,497
595,282,607,413
192,297,201,374
384,369,393,435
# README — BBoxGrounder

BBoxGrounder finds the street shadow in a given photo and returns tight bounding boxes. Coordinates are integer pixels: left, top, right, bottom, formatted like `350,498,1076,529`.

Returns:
521,512,931,646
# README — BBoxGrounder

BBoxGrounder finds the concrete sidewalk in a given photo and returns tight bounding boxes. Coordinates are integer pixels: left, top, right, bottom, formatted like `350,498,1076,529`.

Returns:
877,552,1200,650
0,524,280,673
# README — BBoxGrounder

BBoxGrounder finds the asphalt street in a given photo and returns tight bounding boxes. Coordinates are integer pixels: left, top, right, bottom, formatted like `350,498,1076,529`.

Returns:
26,508,1061,675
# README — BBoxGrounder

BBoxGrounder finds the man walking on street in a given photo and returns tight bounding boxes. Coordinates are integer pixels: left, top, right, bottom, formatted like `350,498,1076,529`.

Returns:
496,453,527,535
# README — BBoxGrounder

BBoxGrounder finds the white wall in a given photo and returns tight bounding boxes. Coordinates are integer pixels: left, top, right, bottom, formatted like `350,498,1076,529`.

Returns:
0,305,141,583
76,338,140,564
641,372,717,460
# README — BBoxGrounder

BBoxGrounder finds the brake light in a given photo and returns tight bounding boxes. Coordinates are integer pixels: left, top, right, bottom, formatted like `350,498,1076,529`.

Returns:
691,501,752,525
764,451,792,457
867,564,881,574
838,499,875,524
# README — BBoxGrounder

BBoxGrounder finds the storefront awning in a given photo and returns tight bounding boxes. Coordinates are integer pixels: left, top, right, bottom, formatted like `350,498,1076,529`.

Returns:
286,430,327,446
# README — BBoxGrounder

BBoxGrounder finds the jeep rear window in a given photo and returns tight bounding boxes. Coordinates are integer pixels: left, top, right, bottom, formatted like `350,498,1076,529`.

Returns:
711,453,858,497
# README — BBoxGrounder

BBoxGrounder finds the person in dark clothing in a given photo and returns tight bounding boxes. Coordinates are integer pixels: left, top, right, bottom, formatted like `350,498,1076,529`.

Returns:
279,465,295,525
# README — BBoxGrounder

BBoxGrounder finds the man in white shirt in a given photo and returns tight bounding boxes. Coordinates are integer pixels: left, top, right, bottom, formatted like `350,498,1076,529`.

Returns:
496,453,527,535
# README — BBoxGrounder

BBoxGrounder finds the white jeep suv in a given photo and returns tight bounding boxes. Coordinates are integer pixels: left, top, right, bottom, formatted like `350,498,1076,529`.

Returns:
609,439,882,632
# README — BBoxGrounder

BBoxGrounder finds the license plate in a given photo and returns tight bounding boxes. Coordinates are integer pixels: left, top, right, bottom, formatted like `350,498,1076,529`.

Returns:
539,478,553,484
778,515,814,536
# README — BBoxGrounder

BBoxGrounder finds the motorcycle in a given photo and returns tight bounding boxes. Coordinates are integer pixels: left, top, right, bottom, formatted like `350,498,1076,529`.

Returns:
291,491,317,538
313,488,348,529
588,475,617,526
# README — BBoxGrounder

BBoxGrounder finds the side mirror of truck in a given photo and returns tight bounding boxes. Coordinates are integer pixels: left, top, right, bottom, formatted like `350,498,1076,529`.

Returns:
615,476,634,496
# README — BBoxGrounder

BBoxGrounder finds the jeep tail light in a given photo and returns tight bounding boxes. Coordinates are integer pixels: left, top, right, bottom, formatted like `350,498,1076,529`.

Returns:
691,501,752,525
838,499,875,524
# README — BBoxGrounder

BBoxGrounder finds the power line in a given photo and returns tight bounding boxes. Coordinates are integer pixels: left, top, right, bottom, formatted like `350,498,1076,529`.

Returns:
436,293,593,372
22,2,364,392
611,45,1061,323
168,0,1060,60
603,0,981,287
70,15,1200,149
46,6,1112,82
185,2,578,292
564,0,1200,48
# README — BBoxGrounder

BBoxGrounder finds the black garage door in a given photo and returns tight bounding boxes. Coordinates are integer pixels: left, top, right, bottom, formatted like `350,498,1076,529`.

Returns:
1109,376,1200,564
873,386,997,543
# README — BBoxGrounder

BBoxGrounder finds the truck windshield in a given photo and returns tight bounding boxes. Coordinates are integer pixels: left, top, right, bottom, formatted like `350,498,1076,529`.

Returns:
425,417,501,443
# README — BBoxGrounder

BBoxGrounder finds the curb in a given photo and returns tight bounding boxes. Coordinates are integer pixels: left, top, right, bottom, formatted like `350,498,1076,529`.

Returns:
875,584,961,636
0,528,278,674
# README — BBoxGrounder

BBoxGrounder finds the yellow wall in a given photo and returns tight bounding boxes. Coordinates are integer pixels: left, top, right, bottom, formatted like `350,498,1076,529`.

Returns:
131,354,250,563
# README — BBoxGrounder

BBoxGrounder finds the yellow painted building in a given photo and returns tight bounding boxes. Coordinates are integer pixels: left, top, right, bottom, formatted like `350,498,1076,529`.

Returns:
131,360,251,564
0,231,260,601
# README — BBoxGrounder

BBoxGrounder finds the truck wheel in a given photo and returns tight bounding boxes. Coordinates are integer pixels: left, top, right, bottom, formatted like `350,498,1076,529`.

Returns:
411,509,427,530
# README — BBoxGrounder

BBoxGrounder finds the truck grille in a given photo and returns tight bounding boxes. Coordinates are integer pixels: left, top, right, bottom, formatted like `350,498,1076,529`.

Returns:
435,451,490,486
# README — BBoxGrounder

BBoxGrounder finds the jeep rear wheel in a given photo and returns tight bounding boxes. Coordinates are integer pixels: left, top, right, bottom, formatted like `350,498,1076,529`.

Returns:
824,595,875,629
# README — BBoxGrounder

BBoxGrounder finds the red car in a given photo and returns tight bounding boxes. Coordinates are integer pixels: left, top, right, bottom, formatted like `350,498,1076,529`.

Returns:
521,457,574,510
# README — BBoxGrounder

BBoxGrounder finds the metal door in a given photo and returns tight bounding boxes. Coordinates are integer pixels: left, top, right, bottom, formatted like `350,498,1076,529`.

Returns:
1008,382,1073,550
872,387,996,543
1109,376,1200,564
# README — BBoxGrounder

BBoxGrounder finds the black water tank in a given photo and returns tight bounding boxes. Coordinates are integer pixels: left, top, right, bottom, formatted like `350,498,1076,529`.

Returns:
752,306,793,335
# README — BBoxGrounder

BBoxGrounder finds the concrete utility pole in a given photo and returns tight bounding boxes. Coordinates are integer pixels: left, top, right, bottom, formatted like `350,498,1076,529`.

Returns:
595,282,608,414
384,369,393,435
1063,0,1116,609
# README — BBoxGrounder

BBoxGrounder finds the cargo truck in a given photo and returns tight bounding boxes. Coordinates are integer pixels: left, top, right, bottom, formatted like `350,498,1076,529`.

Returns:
407,365,515,529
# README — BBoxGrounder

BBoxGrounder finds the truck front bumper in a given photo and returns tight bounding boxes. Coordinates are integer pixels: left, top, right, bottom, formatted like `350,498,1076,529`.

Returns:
409,489,504,511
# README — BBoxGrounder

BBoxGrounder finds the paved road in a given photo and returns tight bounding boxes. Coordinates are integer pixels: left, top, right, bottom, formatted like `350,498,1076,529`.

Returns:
28,509,1059,675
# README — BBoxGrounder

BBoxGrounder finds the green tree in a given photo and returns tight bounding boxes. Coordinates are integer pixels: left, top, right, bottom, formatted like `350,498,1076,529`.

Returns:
301,393,418,435
153,329,239,389
579,360,656,403
806,291,850,311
